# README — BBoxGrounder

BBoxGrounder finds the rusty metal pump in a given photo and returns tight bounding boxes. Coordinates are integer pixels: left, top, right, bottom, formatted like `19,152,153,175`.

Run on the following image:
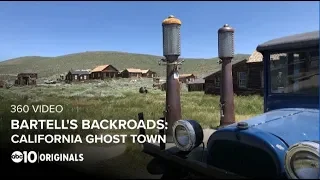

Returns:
218,24,236,126
160,15,183,142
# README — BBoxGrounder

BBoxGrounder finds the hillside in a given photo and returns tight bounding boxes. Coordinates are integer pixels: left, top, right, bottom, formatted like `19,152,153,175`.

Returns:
0,51,250,79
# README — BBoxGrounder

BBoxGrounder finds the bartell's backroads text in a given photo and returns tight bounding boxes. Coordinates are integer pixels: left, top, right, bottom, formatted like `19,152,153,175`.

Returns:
10,105,168,144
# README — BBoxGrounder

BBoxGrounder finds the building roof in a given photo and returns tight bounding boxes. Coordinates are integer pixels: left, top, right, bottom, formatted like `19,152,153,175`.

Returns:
179,74,195,78
120,68,155,73
187,78,205,84
141,70,149,73
125,68,144,73
69,70,91,75
141,69,155,74
246,51,263,63
257,30,319,52
91,65,110,72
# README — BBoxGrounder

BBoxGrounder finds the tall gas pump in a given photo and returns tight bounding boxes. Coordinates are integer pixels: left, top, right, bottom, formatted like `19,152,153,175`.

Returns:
159,15,183,142
218,24,236,126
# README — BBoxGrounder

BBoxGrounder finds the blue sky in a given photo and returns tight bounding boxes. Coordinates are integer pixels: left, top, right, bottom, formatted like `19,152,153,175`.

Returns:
0,1,318,61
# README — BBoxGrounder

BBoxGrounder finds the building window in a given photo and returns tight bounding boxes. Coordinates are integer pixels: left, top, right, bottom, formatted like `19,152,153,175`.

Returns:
215,77,220,87
80,76,83,80
74,75,77,80
238,72,247,88
84,75,87,80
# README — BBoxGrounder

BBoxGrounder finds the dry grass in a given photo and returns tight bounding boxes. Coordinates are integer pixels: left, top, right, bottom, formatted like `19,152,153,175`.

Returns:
0,78,263,141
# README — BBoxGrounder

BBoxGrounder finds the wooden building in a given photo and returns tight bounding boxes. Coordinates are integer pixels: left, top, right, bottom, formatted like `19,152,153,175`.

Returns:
121,68,143,78
204,51,264,95
141,69,157,78
15,72,38,86
187,78,205,92
91,65,119,79
179,74,196,83
246,51,264,91
65,70,91,82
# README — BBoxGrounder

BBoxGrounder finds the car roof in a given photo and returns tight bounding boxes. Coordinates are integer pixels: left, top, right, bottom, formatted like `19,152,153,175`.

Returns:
257,30,319,52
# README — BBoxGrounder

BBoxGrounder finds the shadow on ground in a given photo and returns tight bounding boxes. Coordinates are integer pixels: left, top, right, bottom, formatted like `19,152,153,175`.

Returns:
1,144,160,179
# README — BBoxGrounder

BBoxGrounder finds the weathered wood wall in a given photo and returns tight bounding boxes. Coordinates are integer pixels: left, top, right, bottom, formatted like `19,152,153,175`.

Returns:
188,83,204,92
204,61,263,95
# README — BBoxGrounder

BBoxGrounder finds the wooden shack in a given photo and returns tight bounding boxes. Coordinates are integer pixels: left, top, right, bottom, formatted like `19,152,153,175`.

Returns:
91,65,119,79
187,78,205,92
16,72,37,86
141,69,157,78
121,68,143,78
179,74,196,83
65,70,91,82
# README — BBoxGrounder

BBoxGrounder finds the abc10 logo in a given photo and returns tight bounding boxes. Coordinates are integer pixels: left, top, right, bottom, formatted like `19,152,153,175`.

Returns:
11,151,38,163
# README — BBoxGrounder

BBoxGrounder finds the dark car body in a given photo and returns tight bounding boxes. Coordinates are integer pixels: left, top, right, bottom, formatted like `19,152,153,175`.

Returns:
141,30,319,179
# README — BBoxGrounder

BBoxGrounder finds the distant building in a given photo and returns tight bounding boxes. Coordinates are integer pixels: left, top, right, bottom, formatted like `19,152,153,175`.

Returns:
121,68,143,78
65,70,90,82
15,72,38,86
141,69,157,78
187,78,205,92
91,65,119,79
179,74,196,83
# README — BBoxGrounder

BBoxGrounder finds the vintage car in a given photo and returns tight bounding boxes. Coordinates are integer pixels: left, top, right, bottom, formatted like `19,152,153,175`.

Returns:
140,30,319,179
